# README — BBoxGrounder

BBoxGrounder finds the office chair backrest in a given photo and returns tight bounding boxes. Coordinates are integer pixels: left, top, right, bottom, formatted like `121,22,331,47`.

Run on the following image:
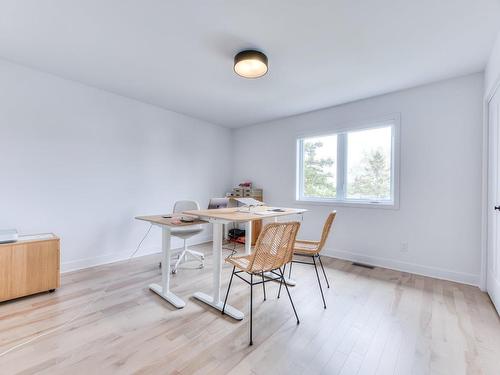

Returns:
248,221,300,273
173,200,200,213
317,211,337,253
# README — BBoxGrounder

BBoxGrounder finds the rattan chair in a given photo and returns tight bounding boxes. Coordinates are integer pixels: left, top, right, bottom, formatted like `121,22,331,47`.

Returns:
222,221,301,346
280,211,336,309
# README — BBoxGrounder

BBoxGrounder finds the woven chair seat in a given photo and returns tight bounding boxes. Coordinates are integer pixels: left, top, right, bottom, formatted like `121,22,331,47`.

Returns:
226,255,252,271
293,240,320,255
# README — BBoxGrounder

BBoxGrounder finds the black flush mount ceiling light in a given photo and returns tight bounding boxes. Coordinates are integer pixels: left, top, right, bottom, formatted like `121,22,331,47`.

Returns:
234,50,268,78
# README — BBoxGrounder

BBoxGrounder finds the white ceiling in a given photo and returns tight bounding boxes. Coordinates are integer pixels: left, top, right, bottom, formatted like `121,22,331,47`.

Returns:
0,1,499,128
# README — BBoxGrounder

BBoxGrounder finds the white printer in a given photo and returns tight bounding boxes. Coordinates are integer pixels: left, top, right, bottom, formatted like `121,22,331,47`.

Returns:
0,229,18,243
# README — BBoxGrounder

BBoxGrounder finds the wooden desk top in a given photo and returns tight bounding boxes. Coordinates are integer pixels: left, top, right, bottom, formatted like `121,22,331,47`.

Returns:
135,214,208,227
183,206,307,222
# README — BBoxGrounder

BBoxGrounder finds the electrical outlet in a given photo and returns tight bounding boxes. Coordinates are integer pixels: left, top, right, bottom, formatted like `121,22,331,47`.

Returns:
400,242,409,252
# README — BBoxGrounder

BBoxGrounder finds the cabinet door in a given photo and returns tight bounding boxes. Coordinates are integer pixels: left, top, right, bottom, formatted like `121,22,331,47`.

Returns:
1,240,59,302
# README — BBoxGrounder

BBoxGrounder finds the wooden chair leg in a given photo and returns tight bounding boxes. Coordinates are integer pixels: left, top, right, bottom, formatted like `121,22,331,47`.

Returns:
222,266,235,315
312,256,327,309
279,267,300,324
318,255,330,288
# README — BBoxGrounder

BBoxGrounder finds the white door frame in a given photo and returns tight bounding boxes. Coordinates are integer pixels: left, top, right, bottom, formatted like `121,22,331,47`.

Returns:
482,77,500,291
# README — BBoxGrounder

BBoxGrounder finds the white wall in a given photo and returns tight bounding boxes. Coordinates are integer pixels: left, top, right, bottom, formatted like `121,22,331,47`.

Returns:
0,58,486,285
0,59,232,272
232,73,484,286
486,32,500,98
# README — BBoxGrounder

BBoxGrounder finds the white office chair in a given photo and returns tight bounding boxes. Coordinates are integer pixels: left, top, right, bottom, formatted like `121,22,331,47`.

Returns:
171,200,204,274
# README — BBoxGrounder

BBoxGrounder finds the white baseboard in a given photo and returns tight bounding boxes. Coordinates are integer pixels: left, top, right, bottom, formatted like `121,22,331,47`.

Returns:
61,235,212,273
323,248,480,287
62,241,481,288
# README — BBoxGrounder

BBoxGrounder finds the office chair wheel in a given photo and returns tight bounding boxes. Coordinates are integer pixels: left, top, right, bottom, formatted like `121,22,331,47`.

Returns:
199,264,204,269
171,268,178,274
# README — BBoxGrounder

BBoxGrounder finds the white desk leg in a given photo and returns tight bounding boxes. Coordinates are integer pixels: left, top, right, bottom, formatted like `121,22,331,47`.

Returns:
193,222,244,320
263,216,297,286
245,220,252,255
149,226,186,308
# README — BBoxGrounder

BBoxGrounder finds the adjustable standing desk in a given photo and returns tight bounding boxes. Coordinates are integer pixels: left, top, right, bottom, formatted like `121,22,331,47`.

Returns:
134,214,208,308
183,206,306,320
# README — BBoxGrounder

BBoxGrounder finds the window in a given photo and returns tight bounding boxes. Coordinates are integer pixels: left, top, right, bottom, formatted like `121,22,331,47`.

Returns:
297,118,399,207
301,134,338,199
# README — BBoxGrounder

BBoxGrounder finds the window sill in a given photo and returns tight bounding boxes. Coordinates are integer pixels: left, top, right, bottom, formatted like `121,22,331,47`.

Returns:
295,198,399,210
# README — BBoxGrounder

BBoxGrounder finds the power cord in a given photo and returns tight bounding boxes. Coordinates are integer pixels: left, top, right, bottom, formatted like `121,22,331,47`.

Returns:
0,223,154,358
130,224,153,259
222,222,238,256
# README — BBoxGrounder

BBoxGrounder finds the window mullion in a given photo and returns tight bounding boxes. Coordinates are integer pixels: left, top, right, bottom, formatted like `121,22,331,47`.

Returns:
337,133,346,200
297,139,304,200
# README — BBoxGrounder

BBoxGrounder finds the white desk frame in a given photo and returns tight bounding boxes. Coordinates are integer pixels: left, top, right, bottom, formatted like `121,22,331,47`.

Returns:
187,208,305,320
192,217,245,320
135,215,208,310
148,225,186,308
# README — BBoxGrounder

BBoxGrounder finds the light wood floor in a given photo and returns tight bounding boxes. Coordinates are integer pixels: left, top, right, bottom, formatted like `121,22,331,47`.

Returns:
1,243,500,375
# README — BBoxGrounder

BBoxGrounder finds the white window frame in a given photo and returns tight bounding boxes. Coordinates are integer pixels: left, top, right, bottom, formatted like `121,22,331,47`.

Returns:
296,114,400,209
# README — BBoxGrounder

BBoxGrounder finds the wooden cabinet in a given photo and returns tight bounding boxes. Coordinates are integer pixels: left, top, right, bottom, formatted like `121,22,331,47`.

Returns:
251,219,262,246
0,234,60,302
